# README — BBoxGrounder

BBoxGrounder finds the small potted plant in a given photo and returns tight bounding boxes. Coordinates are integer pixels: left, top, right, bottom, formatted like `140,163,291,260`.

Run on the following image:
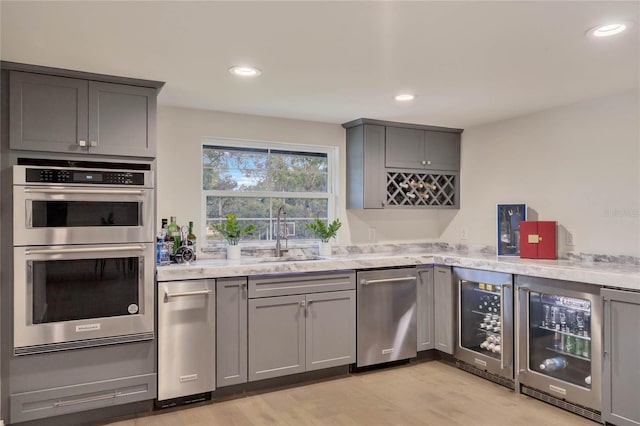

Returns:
210,214,256,260
304,218,342,257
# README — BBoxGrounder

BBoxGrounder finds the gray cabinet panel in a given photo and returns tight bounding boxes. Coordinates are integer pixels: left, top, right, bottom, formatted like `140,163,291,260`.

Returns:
248,295,306,381
425,131,460,171
346,124,385,209
158,280,216,401
9,71,88,152
216,277,248,387
417,266,435,351
602,288,640,426
385,126,425,169
10,373,156,424
434,265,454,354
306,290,356,371
88,81,156,157
8,70,157,158
249,271,355,298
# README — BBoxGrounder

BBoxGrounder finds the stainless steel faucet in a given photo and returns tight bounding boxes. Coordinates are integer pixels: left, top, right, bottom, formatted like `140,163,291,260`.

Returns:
275,205,289,257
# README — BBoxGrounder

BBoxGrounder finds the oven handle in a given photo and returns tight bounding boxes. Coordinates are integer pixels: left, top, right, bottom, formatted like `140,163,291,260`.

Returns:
360,276,416,285
24,245,147,255
23,187,146,195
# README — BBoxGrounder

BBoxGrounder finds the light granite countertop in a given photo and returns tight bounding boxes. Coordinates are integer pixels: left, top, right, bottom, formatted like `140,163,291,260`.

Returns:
157,247,640,291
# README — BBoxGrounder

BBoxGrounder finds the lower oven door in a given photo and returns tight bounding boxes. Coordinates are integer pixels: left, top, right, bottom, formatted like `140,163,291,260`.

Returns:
13,243,155,355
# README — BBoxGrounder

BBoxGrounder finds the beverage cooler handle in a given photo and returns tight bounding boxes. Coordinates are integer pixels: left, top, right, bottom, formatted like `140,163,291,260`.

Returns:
500,284,513,370
517,287,530,374
602,297,610,358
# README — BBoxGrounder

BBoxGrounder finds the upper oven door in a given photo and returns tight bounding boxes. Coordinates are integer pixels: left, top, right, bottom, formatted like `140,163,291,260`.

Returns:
13,183,154,246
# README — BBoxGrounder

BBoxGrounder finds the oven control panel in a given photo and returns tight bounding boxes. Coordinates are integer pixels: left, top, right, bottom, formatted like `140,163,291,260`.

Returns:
25,168,145,185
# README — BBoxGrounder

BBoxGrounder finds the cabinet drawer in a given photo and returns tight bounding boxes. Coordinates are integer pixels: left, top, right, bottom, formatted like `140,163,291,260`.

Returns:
10,373,156,424
249,271,355,298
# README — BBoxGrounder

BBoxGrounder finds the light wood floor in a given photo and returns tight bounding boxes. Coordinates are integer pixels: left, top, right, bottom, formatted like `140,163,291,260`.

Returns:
102,361,595,426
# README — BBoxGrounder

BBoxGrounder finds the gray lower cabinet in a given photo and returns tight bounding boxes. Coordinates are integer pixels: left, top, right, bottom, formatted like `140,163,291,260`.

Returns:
9,70,158,157
216,277,248,387
602,288,640,426
248,271,356,381
417,266,435,351
434,265,455,354
10,374,156,424
248,294,307,381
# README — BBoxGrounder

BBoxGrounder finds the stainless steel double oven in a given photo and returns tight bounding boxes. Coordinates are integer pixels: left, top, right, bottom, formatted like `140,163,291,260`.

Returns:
12,161,155,355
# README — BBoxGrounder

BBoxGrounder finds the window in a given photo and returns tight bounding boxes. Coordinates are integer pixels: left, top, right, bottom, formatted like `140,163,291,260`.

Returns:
202,139,336,245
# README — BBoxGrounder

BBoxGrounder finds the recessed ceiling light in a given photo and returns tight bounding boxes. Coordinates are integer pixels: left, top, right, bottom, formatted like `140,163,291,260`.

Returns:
395,94,415,101
229,66,262,77
587,22,632,38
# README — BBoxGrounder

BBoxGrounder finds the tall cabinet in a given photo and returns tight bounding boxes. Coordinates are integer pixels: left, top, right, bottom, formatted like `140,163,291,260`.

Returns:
602,288,640,426
216,277,248,388
417,266,435,351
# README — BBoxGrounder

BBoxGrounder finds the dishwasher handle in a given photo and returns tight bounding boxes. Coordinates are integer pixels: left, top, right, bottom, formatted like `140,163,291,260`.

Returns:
164,289,212,301
360,276,416,285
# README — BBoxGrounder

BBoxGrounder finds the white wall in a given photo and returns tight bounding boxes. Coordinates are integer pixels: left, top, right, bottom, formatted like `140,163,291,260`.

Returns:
441,89,640,257
158,89,639,257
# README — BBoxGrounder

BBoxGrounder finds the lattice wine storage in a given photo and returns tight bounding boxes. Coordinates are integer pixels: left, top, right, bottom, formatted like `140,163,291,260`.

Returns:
386,172,457,207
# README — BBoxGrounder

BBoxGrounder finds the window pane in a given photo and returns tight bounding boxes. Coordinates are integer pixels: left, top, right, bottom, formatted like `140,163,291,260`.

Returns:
203,146,268,191
268,151,328,192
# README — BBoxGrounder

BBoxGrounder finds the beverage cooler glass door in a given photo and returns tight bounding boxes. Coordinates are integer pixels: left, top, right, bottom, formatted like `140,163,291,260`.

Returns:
517,276,601,411
454,268,513,380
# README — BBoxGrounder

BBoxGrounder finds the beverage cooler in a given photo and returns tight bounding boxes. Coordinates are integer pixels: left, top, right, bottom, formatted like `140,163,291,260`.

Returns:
516,275,602,414
453,268,514,382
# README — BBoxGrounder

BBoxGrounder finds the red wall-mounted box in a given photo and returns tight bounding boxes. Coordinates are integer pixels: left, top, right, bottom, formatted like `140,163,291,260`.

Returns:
519,221,557,259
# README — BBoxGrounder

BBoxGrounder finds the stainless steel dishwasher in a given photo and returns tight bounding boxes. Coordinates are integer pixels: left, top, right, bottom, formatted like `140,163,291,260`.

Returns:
357,268,417,367
158,279,215,402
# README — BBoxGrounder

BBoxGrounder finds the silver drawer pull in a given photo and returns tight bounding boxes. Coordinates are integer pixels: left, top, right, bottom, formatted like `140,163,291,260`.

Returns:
360,276,416,285
165,290,212,300
24,187,145,195
25,245,146,255
54,390,118,407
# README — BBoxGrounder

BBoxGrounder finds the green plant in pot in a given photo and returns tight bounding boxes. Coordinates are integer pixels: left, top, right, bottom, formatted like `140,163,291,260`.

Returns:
210,214,256,259
305,218,341,256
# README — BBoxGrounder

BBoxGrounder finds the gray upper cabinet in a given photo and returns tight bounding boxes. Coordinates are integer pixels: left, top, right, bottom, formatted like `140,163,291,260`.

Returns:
601,288,640,426
10,72,89,152
343,118,463,209
417,266,435,351
385,126,460,171
434,265,455,354
8,67,161,158
216,277,248,388
346,123,386,209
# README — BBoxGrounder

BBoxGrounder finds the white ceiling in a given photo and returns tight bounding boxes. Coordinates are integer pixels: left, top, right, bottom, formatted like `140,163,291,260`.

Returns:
1,1,639,128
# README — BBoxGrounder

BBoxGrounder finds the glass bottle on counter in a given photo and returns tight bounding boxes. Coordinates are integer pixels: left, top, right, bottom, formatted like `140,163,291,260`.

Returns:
168,216,181,252
187,221,197,256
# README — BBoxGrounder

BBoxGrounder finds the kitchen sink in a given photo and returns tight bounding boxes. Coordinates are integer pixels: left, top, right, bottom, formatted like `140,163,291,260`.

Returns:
247,256,327,264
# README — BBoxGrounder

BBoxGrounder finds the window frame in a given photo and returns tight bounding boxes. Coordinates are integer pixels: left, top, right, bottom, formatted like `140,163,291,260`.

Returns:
200,137,338,248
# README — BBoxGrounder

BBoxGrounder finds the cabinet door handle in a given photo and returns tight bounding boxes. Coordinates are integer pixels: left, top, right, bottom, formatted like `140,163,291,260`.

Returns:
78,140,87,147
427,160,431,165
300,301,306,307
90,140,98,147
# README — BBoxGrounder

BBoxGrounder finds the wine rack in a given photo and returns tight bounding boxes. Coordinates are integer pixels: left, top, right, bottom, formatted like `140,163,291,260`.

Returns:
386,172,457,207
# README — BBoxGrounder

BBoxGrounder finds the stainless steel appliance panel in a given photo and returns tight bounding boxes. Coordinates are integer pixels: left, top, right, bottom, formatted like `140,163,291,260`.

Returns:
517,275,602,411
158,279,215,401
13,243,155,354
357,268,417,367
454,268,514,380
13,165,154,246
